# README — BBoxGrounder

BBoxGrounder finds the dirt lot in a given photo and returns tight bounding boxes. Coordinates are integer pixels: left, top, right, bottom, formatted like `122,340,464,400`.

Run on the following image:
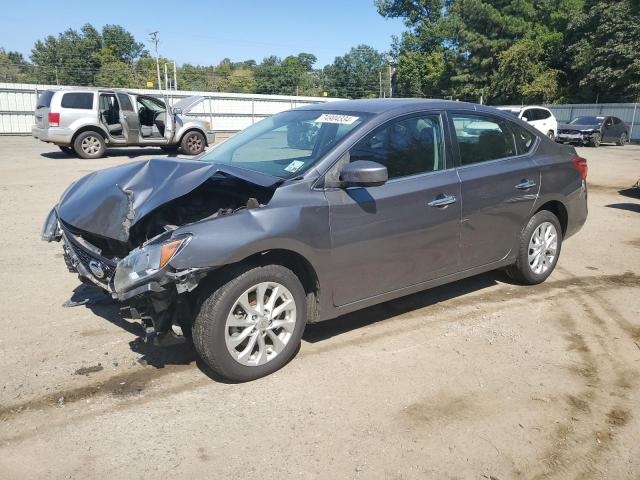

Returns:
0,137,639,479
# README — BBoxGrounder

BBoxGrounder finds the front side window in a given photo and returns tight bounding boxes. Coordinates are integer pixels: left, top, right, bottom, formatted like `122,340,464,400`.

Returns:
200,110,368,179
613,117,622,125
349,114,445,179
451,113,517,165
61,92,94,109
522,109,537,121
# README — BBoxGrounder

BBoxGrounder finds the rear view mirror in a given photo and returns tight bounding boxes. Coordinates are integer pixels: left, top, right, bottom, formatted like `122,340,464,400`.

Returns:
340,160,388,187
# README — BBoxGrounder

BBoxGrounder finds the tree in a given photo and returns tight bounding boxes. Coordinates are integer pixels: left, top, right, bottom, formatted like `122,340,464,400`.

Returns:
395,50,445,97
254,53,318,95
567,0,640,102
323,45,386,98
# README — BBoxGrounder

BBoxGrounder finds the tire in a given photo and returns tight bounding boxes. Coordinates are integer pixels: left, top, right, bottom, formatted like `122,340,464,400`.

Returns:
506,210,563,285
193,264,307,382
617,132,628,146
589,133,601,148
160,146,179,153
180,131,206,155
547,130,555,140
59,146,74,155
73,131,106,159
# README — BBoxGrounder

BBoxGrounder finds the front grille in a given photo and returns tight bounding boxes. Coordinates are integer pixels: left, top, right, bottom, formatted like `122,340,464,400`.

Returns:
559,129,580,135
66,237,116,285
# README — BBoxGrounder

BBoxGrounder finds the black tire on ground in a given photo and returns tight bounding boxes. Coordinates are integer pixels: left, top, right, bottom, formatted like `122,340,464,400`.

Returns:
589,133,601,148
73,131,106,159
505,210,563,285
193,264,307,382
58,146,74,154
180,131,206,155
617,132,628,146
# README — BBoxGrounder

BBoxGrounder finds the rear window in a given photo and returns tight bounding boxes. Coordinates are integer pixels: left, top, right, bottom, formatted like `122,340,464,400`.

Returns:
511,123,537,155
36,90,55,109
61,92,94,109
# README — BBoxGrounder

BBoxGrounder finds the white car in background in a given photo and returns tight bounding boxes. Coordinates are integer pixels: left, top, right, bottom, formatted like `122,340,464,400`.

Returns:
496,106,558,139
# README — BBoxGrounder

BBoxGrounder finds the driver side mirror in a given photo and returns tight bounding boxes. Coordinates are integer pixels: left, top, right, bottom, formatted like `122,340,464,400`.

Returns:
340,160,388,187
521,116,529,122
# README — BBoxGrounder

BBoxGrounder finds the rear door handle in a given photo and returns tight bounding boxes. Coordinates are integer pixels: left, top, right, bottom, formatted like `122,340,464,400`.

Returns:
428,194,457,208
515,179,537,190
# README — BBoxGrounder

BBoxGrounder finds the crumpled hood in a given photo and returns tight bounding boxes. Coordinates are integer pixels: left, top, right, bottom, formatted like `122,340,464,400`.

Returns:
57,158,281,242
559,123,600,131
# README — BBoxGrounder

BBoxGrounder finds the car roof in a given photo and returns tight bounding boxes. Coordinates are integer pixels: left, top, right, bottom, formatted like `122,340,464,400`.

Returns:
297,98,495,115
496,105,550,111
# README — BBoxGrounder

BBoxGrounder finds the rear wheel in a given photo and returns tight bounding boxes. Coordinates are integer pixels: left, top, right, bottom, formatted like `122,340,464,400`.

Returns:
193,264,307,382
506,210,562,285
617,132,628,146
74,131,106,159
180,131,206,155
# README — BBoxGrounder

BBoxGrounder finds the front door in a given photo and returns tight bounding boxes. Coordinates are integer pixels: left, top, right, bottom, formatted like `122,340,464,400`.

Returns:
116,92,140,143
451,112,540,268
326,112,461,306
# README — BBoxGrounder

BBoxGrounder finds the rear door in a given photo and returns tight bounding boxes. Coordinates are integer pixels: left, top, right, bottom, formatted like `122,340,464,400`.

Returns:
326,112,461,306
115,92,140,143
34,90,55,128
451,112,540,268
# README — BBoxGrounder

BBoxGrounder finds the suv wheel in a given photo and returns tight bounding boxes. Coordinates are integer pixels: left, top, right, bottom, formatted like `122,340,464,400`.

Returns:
506,210,562,285
617,132,628,146
181,131,205,155
193,264,307,382
74,131,106,159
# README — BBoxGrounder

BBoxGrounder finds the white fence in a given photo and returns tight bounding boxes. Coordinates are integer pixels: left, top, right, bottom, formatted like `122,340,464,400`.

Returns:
0,82,340,135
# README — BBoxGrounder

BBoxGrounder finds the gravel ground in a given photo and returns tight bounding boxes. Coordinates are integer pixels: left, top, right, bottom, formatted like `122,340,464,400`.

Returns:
0,137,639,480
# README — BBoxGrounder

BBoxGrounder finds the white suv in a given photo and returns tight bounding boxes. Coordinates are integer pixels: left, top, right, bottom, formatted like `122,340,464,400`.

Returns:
496,106,558,139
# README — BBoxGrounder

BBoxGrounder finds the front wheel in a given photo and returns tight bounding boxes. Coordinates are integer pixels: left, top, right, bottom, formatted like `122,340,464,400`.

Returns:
617,132,628,146
589,133,601,148
180,131,206,155
547,130,555,140
506,210,562,285
193,264,307,382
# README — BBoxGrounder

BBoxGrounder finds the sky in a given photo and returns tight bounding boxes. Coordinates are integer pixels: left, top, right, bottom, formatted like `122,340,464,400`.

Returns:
0,0,405,67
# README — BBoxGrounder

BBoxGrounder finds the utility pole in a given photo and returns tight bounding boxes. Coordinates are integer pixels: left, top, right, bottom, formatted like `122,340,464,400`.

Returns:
386,53,393,98
149,31,162,91
164,63,169,90
379,71,382,98
173,62,178,91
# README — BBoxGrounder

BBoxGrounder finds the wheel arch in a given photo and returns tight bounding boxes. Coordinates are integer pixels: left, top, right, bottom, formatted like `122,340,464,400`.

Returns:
535,200,568,236
70,125,109,146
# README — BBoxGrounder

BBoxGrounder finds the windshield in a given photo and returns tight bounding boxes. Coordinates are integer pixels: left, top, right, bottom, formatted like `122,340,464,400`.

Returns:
200,110,369,179
570,116,605,125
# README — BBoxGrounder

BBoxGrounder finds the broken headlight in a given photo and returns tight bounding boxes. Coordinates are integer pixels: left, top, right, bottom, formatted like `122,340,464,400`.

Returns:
113,235,191,293
41,207,62,242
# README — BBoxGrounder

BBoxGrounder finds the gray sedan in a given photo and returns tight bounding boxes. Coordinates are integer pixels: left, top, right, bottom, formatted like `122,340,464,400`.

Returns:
42,99,588,381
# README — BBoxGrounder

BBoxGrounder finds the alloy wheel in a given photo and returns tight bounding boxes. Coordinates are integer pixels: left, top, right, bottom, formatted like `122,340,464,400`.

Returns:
186,134,203,153
81,136,101,155
225,282,297,367
528,221,558,275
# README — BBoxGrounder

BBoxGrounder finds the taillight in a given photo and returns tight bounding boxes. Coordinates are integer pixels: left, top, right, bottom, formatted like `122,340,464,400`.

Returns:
48,112,60,127
572,156,587,180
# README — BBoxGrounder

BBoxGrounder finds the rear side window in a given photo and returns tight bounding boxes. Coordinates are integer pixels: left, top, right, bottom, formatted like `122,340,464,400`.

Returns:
451,114,517,165
511,123,537,155
61,92,94,109
537,109,551,120
36,90,55,108
350,114,445,179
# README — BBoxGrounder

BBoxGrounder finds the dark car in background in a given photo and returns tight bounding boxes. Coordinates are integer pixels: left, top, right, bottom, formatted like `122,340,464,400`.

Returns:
42,99,588,381
556,115,629,147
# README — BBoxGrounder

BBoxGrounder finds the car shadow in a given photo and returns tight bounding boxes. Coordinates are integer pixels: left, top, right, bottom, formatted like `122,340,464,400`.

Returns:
41,148,181,160
618,186,640,200
605,202,640,213
71,270,507,380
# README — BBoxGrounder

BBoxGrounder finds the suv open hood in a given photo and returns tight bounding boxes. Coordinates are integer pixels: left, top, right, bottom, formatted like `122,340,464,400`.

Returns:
56,158,281,242
171,95,205,115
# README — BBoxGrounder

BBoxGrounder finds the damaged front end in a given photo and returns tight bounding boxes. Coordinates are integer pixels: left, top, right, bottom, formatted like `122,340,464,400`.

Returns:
43,158,280,345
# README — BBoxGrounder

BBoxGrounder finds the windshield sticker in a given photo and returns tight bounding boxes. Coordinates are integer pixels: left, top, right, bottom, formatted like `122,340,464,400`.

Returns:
284,160,305,173
314,114,359,125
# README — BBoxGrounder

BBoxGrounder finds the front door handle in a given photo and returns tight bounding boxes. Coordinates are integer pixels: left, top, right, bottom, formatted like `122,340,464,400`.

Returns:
428,194,457,208
515,179,537,190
